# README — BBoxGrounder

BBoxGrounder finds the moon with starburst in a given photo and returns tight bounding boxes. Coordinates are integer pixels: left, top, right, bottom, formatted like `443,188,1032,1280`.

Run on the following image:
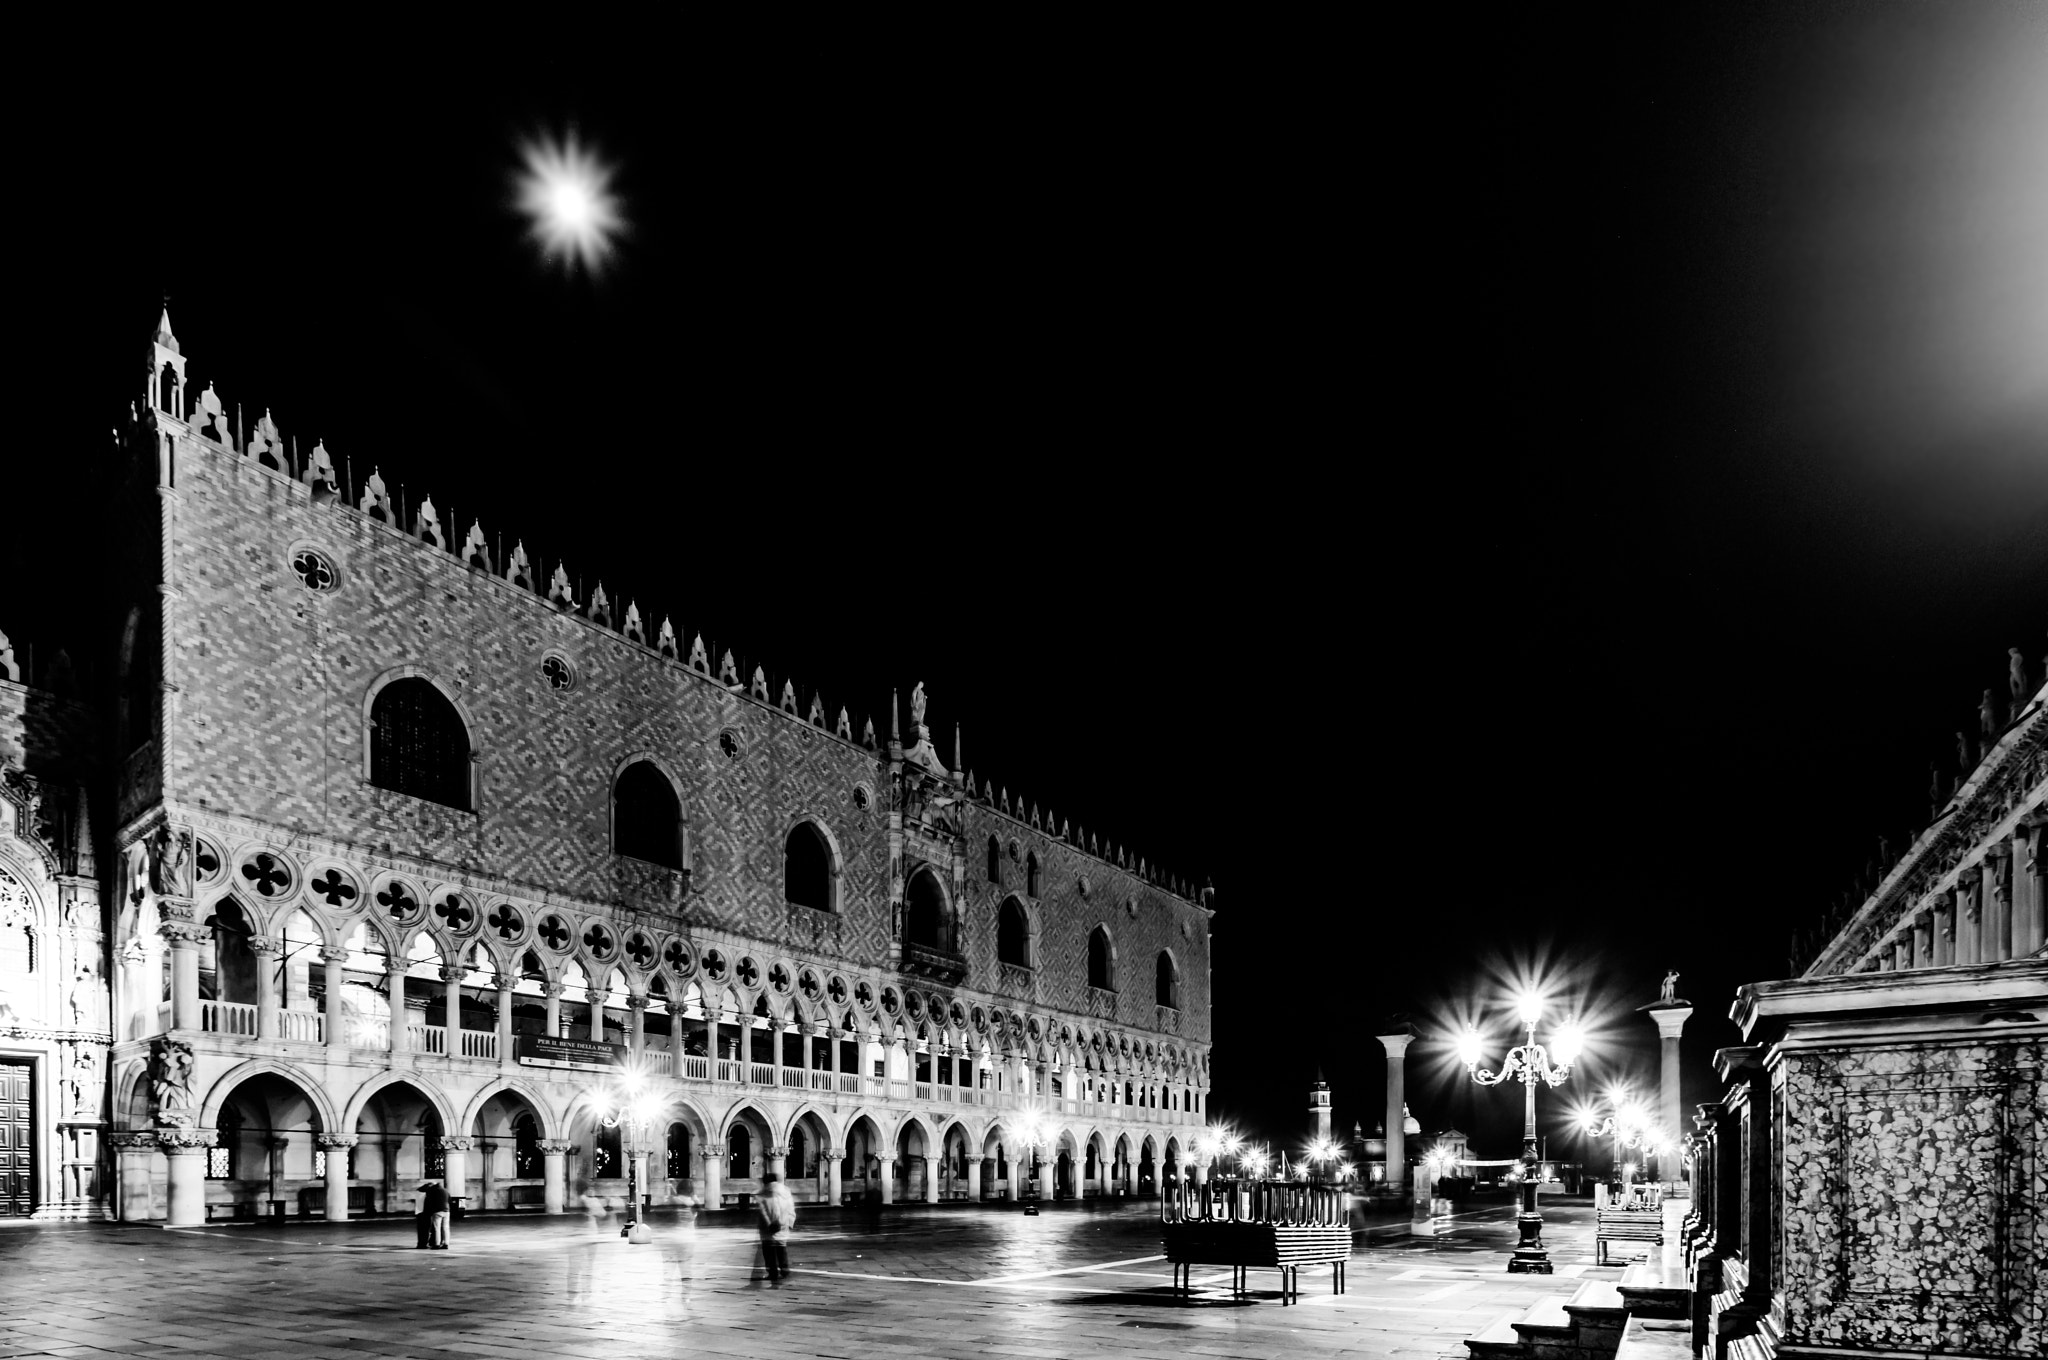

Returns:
516,132,623,274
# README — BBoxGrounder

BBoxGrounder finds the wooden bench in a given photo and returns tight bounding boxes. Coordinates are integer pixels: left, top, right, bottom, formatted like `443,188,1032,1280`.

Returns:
503,1184,547,1211
1163,1221,1349,1304
1596,1209,1664,1264
297,1186,378,1218
1160,1179,1350,1306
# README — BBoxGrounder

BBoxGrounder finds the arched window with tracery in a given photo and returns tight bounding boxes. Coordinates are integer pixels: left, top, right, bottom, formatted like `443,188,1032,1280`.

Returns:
986,836,1001,885
783,823,833,911
370,678,471,810
613,761,683,869
997,897,1031,969
905,868,947,950
1026,852,1040,897
1088,926,1115,991
1156,951,1180,1009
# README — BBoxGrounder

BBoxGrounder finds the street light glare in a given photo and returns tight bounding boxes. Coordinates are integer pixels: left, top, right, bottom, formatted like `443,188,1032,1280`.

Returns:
1517,993,1544,1026
516,132,623,274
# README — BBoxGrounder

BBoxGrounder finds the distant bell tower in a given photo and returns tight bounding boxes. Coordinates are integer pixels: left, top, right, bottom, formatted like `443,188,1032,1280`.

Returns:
149,306,185,419
1310,1068,1332,1143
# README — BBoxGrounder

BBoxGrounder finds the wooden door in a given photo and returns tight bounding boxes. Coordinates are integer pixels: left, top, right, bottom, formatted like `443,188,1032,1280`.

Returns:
0,1061,32,1216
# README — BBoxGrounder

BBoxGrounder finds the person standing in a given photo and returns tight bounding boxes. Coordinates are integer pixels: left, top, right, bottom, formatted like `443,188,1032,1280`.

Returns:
756,1172,796,1284
421,1179,450,1250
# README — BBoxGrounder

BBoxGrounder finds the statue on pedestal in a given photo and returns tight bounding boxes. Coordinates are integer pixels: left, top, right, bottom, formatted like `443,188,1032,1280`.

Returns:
1659,970,1680,1003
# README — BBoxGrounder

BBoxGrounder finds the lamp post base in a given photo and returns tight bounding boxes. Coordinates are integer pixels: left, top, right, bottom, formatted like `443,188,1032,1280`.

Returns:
1506,1179,1550,1273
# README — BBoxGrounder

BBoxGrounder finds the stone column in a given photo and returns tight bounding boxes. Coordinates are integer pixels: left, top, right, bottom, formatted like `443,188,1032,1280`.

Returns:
321,947,350,1049
161,1131,210,1226
1984,854,2013,961
877,1155,896,1205
386,962,410,1053
110,1132,159,1222
496,982,516,1069
319,1133,355,1221
2014,827,2044,955
478,1140,499,1210
925,1153,940,1204
627,994,647,1053
1645,998,1692,1185
540,1139,572,1213
1932,902,1955,967
1004,1146,1020,1201
161,919,202,1031
267,1135,290,1209
440,1136,471,1205
965,1154,983,1201
1037,1150,1055,1202
542,981,565,1039
766,1144,787,1179
440,967,463,1057
824,1150,843,1206
251,940,281,1040
1957,881,1982,965
1376,1024,1415,1193
697,1148,722,1209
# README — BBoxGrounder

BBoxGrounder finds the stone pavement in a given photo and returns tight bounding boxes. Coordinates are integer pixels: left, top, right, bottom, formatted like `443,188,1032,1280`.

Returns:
0,1196,1630,1360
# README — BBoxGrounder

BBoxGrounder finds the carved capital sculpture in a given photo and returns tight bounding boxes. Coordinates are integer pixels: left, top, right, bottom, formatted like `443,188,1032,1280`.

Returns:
316,1133,360,1149
319,946,352,965
158,1129,216,1152
539,1138,575,1155
438,966,464,984
438,1136,475,1152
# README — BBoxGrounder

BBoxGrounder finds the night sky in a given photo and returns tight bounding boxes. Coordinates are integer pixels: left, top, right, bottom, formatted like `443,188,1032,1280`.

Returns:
9,11,2045,1162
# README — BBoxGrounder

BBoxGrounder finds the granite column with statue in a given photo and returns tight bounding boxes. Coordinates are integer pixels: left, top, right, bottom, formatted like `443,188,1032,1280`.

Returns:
1642,971,1692,1186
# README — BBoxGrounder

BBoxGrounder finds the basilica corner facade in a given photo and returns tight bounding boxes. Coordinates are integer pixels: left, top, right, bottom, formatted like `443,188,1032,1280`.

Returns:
0,309,1214,1225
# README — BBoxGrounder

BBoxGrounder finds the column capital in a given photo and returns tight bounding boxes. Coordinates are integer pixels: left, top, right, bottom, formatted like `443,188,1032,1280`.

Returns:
319,946,351,965
317,1133,359,1149
1644,1004,1693,1039
159,921,206,947
1376,1031,1415,1055
822,1150,845,1163
626,994,650,1011
539,1139,575,1155
108,1131,159,1151
438,966,465,984
964,1154,984,1165
439,1135,474,1151
158,1130,215,1152
385,960,410,977
267,1135,292,1152
540,981,567,1000
247,938,281,957
768,1145,788,1158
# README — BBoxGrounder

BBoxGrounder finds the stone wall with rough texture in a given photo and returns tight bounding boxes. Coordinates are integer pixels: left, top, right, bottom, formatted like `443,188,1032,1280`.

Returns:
1778,1038,2045,1356
152,431,1208,1053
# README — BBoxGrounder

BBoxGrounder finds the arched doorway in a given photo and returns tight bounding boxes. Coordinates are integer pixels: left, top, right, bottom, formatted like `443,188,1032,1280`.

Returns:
352,1080,445,1215
843,1113,885,1204
203,1070,325,1219
469,1088,548,1212
786,1109,832,1204
895,1118,931,1203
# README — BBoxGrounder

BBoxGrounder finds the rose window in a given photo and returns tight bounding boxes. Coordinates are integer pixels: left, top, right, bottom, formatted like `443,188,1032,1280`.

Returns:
703,949,728,981
541,655,575,691
290,549,337,593
735,956,760,988
768,963,792,995
488,904,524,940
433,894,475,932
309,868,357,908
537,915,572,951
854,981,875,1012
663,940,693,975
582,924,615,958
827,975,848,1006
624,933,654,968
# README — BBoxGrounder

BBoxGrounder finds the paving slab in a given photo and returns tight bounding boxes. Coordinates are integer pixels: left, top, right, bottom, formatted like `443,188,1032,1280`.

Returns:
0,1196,1613,1359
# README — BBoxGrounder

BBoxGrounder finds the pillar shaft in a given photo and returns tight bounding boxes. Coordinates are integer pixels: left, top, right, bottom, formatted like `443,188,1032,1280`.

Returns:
386,965,409,1053
252,941,280,1040
542,1142,570,1214
1647,1003,1692,1184
165,924,201,1031
321,1136,354,1221
878,1156,895,1205
825,1152,843,1206
1377,1031,1414,1191
163,1140,206,1226
966,1155,982,1202
322,949,348,1049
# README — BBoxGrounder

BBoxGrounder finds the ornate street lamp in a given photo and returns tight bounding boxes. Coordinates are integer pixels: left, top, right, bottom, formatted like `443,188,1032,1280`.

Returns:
593,1063,662,1244
1458,993,1583,1274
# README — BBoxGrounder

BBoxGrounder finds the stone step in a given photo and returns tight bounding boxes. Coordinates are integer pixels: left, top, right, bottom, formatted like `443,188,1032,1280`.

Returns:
1618,1256,1691,1321
1465,1307,1528,1360
1615,1314,1694,1360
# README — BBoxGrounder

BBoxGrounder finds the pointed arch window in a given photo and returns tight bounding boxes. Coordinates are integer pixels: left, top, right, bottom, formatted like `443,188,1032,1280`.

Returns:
986,836,1002,885
613,761,684,870
727,1125,751,1180
905,868,947,950
513,1113,541,1177
783,823,834,912
1026,852,1041,897
1088,926,1115,991
1156,951,1180,1009
997,897,1032,969
593,1120,621,1179
370,678,471,810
